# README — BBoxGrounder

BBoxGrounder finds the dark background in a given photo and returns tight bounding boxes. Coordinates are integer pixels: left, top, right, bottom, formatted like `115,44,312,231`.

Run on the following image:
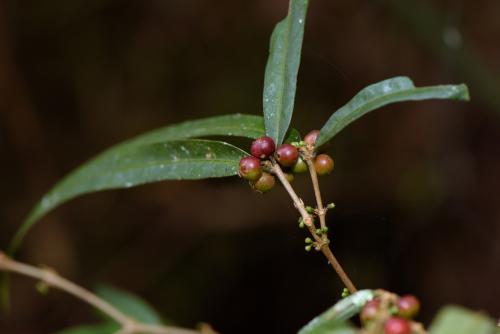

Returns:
1,0,499,333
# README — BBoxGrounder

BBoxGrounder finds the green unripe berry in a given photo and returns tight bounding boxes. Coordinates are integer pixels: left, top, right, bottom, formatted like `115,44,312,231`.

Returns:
284,172,295,183
250,172,275,193
305,237,313,244
396,295,420,319
305,245,312,252
306,206,314,213
239,156,262,181
341,288,350,298
299,222,305,229
275,144,299,167
314,154,334,176
291,157,308,173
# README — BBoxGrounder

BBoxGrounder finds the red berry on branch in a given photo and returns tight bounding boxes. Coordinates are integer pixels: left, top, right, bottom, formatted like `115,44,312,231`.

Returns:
250,172,275,193
251,136,276,159
275,144,299,167
396,295,420,319
314,154,334,175
238,156,262,181
360,299,380,324
384,317,411,334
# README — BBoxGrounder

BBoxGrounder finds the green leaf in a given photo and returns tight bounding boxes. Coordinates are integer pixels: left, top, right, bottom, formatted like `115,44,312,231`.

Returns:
428,305,496,334
95,284,162,325
298,290,374,334
55,322,120,334
263,0,308,145
124,113,265,146
284,128,302,144
316,77,470,146
10,139,246,253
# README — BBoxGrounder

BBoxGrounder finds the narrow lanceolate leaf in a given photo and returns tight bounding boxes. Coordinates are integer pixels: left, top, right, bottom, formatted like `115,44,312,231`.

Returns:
95,284,162,325
10,140,246,252
316,77,470,146
263,0,308,145
428,306,496,334
298,290,374,334
124,113,265,146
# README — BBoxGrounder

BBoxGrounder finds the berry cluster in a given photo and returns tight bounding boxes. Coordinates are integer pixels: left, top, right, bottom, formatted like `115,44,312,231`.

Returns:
238,130,335,192
360,292,422,334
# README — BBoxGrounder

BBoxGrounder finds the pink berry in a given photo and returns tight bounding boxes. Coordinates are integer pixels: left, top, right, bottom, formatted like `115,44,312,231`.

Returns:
239,156,262,181
304,130,320,146
384,317,411,334
396,295,420,319
360,299,380,324
251,136,276,159
275,144,299,167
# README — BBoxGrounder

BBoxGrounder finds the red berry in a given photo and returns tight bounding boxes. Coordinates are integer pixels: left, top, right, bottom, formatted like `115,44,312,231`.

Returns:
250,172,275,193
314,154,334,175
396,295,420,319
304,130,320,146
251,136,276,159
384,317,411,334
275,144,299,167
239,156,262,181
360,299,380,324
291,157,308,174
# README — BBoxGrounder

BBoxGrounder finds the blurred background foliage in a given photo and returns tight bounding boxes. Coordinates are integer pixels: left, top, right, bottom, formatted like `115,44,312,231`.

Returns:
0,0,499,332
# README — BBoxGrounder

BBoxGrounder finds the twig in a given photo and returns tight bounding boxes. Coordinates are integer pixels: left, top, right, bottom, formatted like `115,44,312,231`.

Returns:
271,163,357,294
304,156,328,242
0,252,202,334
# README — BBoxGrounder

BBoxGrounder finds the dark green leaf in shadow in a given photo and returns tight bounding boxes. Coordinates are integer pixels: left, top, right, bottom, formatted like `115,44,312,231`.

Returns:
428,305,496,334
55,322,119,334
284,128,302,144
316,77,470,146
10,140,246,253
95,284,162,325
263,0,308,145
298,290,374,334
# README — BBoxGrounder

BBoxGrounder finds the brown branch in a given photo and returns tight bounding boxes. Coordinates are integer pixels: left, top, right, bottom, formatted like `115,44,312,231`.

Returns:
0,252,203,334
271,163,357,294
304,157,328,242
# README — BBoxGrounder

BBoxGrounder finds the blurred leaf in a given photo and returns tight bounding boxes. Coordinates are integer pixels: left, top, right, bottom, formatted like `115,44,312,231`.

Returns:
55,322,119,334
428,305,496,334
10,140,246,253
298,290,374,334
263,0,308,145
95,284,162,325
316,77,470,146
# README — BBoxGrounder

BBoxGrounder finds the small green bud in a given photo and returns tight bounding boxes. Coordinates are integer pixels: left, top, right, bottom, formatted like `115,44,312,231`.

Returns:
299,222,305,229
322,226,329,233
306,206,314,213
327,202,336,209
389,305,399,315
315,229,322,235
36,282,49,295
341,288,350,298
305,237,313,244
305,245,312,252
